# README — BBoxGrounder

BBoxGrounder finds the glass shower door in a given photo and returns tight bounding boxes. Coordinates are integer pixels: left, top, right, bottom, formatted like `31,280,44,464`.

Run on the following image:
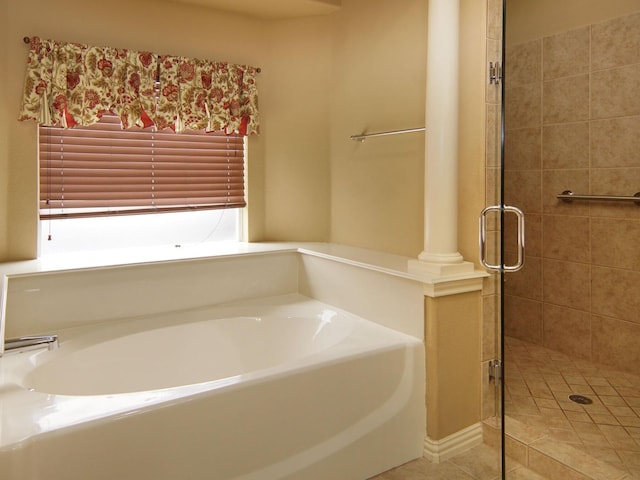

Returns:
500,2,640,479
480,0,514,476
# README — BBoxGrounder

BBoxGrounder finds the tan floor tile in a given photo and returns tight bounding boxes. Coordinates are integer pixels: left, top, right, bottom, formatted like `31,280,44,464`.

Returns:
506,466,549,479
600,396,627,407
548,382,572,394
599,425,640,451
565,410,592,423
370,457,475,480
575,431,612,448
514,404,542,416
547,427,582,444
563,374,588,385
530,386,555,399
539,406,567,419
509,385,532,397
530,437,628,480
608,406,636,417
571,421,600,434
626,426,640,439
590,413,621,426
506,416,548,444
616,416,640,428
585,404,612,415
534,398,560,409
569,384,595,395
593,385,619,396
615,387,640,397
617,449,640,469
585,376,611,387
625,397,640,408
558,398,588,413
543,373,565,384
448,443,505,480
608,377,634,388
578,445,624,468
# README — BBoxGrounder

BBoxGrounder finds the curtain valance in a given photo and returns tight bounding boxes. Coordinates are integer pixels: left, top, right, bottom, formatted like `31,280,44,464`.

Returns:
18,37,259,135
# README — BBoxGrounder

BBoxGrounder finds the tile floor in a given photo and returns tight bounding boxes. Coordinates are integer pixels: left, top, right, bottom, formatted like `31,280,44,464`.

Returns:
503,336,640,479
368,443,545,480
371,336,640,480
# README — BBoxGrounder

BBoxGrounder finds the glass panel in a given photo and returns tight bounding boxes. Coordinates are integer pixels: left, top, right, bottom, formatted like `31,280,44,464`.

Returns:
503,2,640,479
483,0,506,477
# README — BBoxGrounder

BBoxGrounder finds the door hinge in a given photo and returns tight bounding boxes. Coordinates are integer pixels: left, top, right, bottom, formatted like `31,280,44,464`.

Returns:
489,61,502,85
488,359,503,383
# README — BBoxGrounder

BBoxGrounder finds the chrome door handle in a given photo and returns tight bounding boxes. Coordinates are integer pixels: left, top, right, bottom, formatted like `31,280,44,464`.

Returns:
479,205,525,272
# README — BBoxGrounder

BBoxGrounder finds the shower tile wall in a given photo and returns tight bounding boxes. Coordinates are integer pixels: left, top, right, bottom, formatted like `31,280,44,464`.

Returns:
503,11,640,377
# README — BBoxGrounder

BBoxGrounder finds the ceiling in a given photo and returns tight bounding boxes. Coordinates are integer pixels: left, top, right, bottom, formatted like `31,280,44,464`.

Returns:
167,0,341,19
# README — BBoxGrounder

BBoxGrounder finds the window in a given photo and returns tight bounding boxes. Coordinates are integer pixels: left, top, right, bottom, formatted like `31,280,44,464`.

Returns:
21,36,259,255
39,114,246,218
38,114,246,254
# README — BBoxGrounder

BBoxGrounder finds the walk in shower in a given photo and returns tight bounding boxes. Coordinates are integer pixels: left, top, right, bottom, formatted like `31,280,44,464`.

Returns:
499,2,640,478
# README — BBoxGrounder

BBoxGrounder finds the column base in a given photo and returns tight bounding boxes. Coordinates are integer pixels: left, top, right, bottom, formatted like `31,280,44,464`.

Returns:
408,257,475,276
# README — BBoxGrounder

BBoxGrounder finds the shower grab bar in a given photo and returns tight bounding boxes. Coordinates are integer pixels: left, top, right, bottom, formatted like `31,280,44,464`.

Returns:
350,127,425,142
557,190,640,205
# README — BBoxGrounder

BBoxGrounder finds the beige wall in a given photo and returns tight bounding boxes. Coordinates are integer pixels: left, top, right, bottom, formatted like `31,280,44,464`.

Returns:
0,0,9,259
1,0,437,261
261,16,333,242
1,0,489,263
329,0,427,257
425,292,482,439
458,0,489,265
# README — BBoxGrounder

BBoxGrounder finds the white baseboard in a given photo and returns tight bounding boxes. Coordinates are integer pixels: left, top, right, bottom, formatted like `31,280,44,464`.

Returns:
423,423,483,463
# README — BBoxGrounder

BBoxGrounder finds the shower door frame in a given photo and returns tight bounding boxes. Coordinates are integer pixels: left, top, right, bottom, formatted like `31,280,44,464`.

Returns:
485,0,510,476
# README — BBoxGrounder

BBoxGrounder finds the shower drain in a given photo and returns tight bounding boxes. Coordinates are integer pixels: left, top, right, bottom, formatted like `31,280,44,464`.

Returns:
568,394,593,405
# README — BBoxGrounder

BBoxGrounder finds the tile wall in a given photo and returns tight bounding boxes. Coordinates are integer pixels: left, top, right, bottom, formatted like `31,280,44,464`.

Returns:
503,11,640,376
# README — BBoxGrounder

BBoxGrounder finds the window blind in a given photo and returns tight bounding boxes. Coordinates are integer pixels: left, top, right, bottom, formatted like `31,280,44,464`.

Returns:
39,114,246,219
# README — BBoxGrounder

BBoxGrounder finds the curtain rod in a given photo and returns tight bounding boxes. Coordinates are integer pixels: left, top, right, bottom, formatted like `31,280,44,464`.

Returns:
22,36,262,73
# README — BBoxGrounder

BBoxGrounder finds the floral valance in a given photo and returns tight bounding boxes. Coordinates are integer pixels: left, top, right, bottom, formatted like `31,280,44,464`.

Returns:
18,37,259,135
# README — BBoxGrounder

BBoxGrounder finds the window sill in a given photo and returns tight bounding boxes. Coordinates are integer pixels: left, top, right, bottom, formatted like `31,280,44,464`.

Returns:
0,242,298,277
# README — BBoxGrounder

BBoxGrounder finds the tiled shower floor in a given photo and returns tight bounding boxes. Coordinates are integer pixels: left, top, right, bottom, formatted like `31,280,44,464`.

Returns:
503,336,640,479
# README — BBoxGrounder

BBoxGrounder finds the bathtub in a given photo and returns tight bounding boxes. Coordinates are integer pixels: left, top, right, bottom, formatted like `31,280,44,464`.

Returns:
0,293,424,480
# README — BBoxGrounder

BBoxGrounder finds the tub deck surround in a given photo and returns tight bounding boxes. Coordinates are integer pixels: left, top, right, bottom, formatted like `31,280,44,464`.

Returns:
0,243,487,343
0,295,425,480
0,242,486,286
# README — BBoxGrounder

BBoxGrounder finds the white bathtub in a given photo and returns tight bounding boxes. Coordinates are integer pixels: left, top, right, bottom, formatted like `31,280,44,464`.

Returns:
0,294,424,480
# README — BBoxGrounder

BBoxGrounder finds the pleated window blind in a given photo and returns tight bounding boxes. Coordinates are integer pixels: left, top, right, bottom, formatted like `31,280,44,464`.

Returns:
39,114,246,219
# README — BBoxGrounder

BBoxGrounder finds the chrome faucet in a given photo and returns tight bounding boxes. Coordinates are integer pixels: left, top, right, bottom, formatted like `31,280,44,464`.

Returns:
3,335,59,354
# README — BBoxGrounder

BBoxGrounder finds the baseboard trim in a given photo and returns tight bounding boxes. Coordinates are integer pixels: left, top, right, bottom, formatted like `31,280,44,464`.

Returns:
423,423,483,463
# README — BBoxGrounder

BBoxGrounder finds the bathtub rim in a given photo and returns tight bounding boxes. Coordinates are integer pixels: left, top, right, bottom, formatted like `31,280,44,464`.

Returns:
0,293,423,451
20,293,415,396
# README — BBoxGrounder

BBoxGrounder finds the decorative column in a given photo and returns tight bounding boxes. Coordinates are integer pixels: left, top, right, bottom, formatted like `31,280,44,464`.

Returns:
411,0,489,462
409,0,473,276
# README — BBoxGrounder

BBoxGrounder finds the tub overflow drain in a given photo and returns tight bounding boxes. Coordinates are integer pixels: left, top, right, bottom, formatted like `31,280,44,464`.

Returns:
568,394,593,405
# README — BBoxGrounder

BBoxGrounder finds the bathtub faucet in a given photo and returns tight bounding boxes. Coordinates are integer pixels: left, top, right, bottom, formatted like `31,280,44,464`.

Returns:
3,335,59,354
